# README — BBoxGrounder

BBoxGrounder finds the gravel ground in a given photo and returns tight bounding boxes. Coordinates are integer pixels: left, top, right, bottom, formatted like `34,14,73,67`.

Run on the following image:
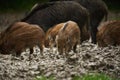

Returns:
0,41,120,80
0,11,120,80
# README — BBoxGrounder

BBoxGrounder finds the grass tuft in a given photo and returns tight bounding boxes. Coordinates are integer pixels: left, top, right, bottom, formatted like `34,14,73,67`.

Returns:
72,73,116,80
34,73,119,80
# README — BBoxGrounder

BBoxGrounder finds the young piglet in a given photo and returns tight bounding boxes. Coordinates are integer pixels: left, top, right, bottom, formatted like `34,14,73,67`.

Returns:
56,21,80,54
97,20,120,47
0,22,45,57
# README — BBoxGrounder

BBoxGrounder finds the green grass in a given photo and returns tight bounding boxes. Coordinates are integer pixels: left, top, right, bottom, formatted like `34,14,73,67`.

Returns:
72,73,115,80
34,73,118,80
109,17,120,20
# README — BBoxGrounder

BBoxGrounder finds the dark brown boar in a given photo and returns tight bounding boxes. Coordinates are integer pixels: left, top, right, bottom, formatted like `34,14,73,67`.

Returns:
21,1,89,43
0,22,45,56
45,23,64,48
49,0,108,44
97,20,120,47
56,21,80,54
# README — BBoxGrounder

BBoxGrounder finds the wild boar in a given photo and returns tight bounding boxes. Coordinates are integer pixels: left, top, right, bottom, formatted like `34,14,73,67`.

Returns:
21,1,89,42
56,21,80,54
97,20,120,47
0,22,45,56
49,0,108,44
45,23,64,48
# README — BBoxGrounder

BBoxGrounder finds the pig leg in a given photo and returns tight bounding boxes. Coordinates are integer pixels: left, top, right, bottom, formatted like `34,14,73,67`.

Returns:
30,48,34,54
29,48,33,60
38,43,44,56
58,46,63,55
90,18,102,44
73,43,77,53
16,50,22,57
65,44,71,53
14,43,23,57
29,47,34,65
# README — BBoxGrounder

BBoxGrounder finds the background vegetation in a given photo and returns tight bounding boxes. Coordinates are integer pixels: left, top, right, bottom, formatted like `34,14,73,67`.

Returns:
104,0,120,11
0,0,48,12
0,0,119,12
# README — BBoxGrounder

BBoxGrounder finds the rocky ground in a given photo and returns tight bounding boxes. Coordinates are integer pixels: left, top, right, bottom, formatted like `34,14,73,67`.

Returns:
0,41,120,80
0,11,120,80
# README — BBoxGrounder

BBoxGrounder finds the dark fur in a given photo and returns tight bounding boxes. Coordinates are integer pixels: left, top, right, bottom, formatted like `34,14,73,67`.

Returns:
0,22,45,56
97,20,120,47
21,1,89,42
49,0,108,44
82,23,90,41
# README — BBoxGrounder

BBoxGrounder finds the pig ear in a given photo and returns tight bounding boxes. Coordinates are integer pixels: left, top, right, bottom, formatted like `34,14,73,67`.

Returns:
59,22,68,32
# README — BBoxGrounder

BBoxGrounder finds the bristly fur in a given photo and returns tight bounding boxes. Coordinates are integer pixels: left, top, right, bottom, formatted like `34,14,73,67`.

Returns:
49,0,108,44
20,1,89,40
97,20,120,47
21,2,55,22
0,22,45,56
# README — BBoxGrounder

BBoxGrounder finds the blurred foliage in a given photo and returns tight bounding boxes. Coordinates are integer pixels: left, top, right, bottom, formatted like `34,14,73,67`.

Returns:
0,0,119,12
0,0,49,12
72,73,117,80
103,0,120,12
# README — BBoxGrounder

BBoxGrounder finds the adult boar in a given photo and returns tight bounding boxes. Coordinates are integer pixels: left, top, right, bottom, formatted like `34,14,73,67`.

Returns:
97,20,120,47
56,21,80,54
0,22,45,57
21,1,89,42
49,0,108,44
